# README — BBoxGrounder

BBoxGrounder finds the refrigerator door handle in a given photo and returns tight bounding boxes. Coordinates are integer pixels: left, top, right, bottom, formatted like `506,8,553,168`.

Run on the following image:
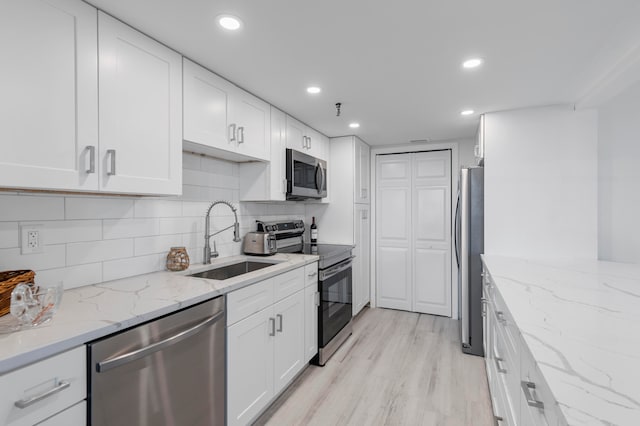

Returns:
460,168,470,347
454,190,460,268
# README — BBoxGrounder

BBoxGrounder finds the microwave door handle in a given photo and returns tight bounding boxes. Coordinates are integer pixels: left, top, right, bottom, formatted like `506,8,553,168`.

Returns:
315,163,325,194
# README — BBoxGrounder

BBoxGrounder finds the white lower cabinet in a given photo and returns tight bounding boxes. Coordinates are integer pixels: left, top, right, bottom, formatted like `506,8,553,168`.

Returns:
353,204,371,316
483,265,565,426
304,263,319,362
36,401,86,426
0,347,86,426
227,262,318,426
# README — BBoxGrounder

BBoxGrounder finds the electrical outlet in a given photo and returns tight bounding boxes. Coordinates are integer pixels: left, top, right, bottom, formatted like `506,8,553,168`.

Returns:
21,224,44,254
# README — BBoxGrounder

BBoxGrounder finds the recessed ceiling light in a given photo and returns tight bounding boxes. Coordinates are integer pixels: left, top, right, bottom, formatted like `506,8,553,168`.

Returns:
217,15,242,31
349,122,360,129
460,110,475,116
462,58,483,69
306,86,321,94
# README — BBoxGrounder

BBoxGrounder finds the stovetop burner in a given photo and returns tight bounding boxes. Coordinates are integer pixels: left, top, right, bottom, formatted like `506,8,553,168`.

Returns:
279,243,353,269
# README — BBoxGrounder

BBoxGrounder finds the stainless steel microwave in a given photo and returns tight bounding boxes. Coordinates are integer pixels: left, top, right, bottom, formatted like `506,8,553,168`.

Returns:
286,148,327,200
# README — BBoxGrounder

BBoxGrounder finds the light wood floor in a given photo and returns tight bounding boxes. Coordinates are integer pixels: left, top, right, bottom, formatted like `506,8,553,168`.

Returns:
255,307,494,426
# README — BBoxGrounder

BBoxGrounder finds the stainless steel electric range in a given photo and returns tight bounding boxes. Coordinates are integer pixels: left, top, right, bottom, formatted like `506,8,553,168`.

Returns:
256,220,353,366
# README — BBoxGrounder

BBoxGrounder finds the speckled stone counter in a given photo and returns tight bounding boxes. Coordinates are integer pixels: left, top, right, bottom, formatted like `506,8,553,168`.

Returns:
0,253,318,374
482,255,640,426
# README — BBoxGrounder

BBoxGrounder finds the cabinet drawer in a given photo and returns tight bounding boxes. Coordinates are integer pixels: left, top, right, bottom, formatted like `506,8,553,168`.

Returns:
492,288,520,362
273,267,304,302
520,341,560,426
227,278,275,325
36,401,86,426
304,262,318,288
0,347,86,426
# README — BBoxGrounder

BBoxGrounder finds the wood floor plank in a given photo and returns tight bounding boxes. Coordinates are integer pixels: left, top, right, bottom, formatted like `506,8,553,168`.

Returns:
255,307,494,426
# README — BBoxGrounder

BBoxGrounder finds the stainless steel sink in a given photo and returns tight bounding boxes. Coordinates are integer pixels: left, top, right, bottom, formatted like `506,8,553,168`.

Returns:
189,261,277,280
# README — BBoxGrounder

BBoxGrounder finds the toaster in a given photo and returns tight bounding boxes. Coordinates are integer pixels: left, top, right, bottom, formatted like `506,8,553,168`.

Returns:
243,232,277,255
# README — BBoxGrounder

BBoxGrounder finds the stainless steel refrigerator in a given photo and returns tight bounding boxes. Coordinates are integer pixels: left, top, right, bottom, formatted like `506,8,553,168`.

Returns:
455,166,484,356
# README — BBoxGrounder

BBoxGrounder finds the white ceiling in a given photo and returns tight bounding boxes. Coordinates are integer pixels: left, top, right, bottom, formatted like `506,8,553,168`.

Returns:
87,0,640,146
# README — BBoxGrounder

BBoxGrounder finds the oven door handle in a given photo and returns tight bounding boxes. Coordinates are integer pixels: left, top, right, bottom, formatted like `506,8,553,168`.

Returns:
319,257,354,280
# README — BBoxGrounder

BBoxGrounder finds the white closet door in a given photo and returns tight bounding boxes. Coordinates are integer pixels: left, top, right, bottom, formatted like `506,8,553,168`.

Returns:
376,151,452,316
412,151,451,316
376,154,412,311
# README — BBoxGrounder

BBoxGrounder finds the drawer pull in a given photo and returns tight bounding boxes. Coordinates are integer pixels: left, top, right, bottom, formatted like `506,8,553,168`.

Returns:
14,380,70,409
521,381,544,409
495,357,507,374
496,310,506,324
481,298,488,317
307,271,317,278
269,317,276,336
494,416,504,426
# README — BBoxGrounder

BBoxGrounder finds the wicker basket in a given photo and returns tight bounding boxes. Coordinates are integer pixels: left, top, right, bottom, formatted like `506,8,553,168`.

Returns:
0,270,35,317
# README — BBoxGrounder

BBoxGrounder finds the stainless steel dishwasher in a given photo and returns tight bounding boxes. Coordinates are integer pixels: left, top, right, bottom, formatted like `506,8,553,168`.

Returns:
88,296,225,426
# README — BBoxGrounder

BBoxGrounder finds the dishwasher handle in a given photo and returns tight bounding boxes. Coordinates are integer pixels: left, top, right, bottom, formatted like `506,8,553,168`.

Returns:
96,309,225,373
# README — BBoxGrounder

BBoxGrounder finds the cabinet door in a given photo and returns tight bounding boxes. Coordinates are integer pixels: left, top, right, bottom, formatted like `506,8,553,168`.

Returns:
355,139,370,203
183,58,233,151
229,88,270,161
227,307,274,426
285,115,307,152
98,12,182,195
305,127,324,159
304,284,319,362
353,204,371,316
273,291,305,394
0,0,98,191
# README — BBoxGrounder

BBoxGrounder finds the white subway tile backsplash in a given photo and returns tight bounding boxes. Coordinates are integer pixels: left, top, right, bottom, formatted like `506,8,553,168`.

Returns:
103,254,166,282
36,263,102,290
20,220,102,244
0,222,19,248
67,239,133,265
134,199,182,218
182,152,202,171
0,195,64,221
66,197,134,220
182,201,211,217
0,155,300,289
0,245,66,270
103,218,160,239
135,234,183,256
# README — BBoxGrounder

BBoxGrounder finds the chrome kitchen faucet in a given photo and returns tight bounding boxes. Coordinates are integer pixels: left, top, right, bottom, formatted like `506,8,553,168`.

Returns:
203,200,241,264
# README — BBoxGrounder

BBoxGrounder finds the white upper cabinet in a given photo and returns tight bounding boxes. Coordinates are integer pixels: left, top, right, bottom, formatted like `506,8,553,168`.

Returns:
285,115,328,161
228,86,271,161
238,106,287,201
0,0,98,192
183,58,270,162
98,12,182,195
183,58,233,152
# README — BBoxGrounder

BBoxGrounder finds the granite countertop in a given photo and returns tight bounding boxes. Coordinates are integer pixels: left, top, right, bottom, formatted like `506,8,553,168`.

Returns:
482,255,640,426
0,253,318,374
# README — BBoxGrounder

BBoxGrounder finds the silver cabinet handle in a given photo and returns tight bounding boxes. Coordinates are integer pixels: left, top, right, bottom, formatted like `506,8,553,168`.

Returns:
361,188,367,199
494,416,504,426
315,291,320,307
521,381,544,409
97,310,225,373
308,136,312,149
106,149,116,175
362,209,368,220
303,136,308,149
496,310,506,324
307,271,317,278
86,146,96,174
282,178,287,194
237,126,244,144
269,317,276,336
229,123,237,143
495,357,507,374
276,314,283,332
481,297,488,317
14,380,70,409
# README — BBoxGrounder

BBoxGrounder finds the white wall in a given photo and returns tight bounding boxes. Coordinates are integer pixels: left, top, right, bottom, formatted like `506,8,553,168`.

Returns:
0,153,303,290
484,106,598,259
598,80,640,263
